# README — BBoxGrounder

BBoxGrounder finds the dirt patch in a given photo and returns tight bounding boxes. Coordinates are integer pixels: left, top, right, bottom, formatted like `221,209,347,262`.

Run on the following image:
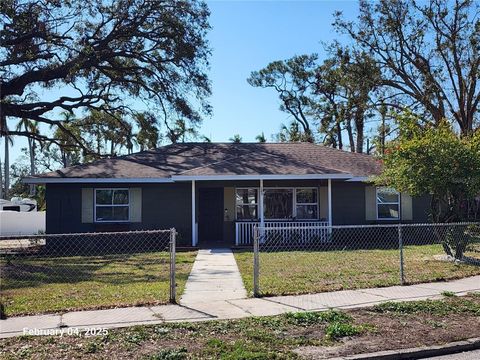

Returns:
295,311,480,359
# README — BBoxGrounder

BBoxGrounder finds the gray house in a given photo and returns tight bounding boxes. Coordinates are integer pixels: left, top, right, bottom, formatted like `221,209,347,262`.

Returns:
26,143,430,247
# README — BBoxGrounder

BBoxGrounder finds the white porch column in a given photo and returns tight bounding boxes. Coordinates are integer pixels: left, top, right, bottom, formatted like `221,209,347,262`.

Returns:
327,178,332,226
191,180,196,246
259,179,264,228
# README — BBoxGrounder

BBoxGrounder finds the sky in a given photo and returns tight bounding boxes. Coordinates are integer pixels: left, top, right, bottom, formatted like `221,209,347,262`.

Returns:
204,0,358,142
5,0,359,162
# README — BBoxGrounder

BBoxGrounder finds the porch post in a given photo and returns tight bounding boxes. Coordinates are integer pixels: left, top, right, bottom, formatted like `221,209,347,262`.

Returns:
327,178,332,226
259,179,264,228
191,180,196,247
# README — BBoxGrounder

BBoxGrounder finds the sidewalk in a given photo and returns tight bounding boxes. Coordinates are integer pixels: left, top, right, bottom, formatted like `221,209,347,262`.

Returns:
1,275,479,338
180,248,249,318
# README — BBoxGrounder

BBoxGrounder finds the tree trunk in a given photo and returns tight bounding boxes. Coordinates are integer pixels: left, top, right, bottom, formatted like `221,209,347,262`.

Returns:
345,119,355,152
355,125,364,153
4,135,9,198
336,121,343,150
25,123,36,196
354,106,365,153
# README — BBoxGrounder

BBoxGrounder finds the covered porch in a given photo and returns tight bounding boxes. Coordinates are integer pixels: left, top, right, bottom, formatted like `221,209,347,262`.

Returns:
185,176,337,247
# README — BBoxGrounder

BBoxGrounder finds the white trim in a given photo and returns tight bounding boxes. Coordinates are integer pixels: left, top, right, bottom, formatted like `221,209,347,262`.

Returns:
327,179,332,226
375,187,401,220
25,177,174,184
259,180,264,228
235,187,260,221
94,188,130,223
295,187,319,220
172,174,352,181
346,176,372,182
234,186,320,221
191,180,196,247
25,173,353,184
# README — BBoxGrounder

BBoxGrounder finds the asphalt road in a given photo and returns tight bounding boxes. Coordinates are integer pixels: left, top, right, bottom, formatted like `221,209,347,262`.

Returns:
422,349,480,359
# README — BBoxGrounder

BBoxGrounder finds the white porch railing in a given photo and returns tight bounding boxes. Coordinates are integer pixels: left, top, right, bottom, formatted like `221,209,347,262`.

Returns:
235,221,329,245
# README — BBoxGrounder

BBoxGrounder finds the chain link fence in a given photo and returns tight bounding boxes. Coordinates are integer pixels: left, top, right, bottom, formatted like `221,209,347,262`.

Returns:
0,229,180,318
253,223,480,299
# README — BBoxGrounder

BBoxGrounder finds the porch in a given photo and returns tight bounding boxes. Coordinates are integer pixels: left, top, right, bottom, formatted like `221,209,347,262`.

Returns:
188,177,334,247
234,220,330,246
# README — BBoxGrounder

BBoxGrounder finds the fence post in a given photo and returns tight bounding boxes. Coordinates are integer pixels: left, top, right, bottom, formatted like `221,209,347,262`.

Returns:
253,225,260,297
169,228,176,303
398,224,405,285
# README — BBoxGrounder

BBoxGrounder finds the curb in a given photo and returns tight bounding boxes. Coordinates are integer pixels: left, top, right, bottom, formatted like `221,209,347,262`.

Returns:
326,337,480,360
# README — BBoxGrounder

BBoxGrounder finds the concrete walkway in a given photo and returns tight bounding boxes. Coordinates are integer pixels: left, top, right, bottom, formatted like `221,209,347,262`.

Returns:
179,248,248,318
1,274,479,338
180,249,247,304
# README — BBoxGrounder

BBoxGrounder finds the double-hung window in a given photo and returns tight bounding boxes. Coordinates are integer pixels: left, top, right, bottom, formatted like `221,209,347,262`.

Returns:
95,189,130,222
296,188,318,219
236,188,258,220
376,187,400,220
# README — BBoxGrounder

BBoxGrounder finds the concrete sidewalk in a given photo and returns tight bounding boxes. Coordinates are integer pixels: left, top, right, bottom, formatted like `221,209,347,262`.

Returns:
1,275,479,339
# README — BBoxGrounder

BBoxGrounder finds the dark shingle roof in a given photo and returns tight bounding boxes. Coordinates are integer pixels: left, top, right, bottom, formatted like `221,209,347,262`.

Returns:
31,142,382,180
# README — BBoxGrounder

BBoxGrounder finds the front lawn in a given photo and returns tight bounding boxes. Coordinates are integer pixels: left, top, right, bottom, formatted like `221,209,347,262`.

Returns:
234,244,480,296
1,294,479,359
0,251,197,316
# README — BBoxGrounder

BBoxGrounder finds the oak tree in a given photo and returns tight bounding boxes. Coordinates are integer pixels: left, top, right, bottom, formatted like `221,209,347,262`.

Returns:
0,0,211,154
334,0,480,134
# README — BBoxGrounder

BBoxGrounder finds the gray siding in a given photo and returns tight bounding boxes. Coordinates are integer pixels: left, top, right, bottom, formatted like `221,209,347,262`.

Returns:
332,181,366,225
412,194,431,223
46,183,192,246
331,181,431,225
46,180,432,247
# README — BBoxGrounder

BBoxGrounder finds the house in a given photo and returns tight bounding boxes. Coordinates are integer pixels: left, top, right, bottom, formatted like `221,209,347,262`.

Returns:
25,142,430,247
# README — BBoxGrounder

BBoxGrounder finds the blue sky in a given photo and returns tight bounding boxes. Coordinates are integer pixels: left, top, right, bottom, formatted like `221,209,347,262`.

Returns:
204,0,357,142
6,0,359,162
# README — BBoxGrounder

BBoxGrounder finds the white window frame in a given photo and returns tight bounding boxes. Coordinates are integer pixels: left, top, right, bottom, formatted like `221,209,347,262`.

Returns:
94,188,130,223
234,187,319,221
295,187,319,220
376,187,401,220
235,187,259,221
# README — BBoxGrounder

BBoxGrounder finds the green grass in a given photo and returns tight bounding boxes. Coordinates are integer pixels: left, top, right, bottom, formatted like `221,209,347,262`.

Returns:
234,244,480,296
372,297,480,316
285,309,351,326
0,251,197,316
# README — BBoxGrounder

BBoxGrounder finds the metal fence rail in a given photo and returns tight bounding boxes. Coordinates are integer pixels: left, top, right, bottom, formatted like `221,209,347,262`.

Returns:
0,229,177,318
253,223,480,298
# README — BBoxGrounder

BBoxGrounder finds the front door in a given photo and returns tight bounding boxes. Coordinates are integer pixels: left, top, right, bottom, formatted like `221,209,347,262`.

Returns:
198,188,224,246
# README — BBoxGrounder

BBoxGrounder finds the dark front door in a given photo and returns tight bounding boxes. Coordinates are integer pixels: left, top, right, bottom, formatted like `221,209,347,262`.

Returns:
198,188,224,246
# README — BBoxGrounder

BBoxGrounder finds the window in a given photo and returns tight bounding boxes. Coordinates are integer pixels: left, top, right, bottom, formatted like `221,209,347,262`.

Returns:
236,188,258,220
264,189,293,219
376,187,400,220
95,189,130,222
296,188,318,219
235,187,320,221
